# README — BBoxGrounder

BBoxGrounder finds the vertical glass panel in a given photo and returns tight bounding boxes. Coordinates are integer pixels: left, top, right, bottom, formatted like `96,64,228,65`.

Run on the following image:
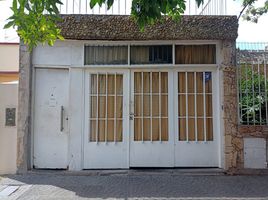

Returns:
152,72,159,93
152,95,159,116
161,72,168,93
197,95,204,117
196,72,203,93
134,118,142,141
90,120,96,142
197,118,204,141
178,72,186,93
143,72,150,93
206,118,213,141
178,95,186,117
98,120,105,142
107,74,115,94
206,94,213,117
134,95,142,117
91,97,97,118
107,120,114,142
116,96,123,118
134,72,142,93
187,72,195,93
98,96,106,118
161,118,168,141
91,74,97,94
179,118,186,141
188,94,195,117
116,75,123,95
143,118,151,141
84,45,128,65
152,118,159,141
143,95,151,116
98,74,106,94
161,95,168,117
107,96,114,118
116,120,123,142
188,118,195,141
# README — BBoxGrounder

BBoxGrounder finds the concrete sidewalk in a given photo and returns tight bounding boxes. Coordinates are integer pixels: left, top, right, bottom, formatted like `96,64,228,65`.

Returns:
0,169,268,200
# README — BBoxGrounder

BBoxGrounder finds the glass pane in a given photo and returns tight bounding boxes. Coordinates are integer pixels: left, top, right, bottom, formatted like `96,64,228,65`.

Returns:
98,74,106,94
152,118,160,141
161,118,168,141
143,95,150,117
152,95,159,117
84,46,128,65
178,95,186,117
197,118,204,141
91,74,97,94
116,96,123,118
116,75,123,95
188,118,195,141
161,72,168,93
89,120,96,142
197,95,204,117
134,95,142,117
134,72,142,93
196,72,203,93
206,118,213,141
98,96,106,118
179,118,186,141
134,118,142,141
91,96,97,118
107,96,114,118
206,94,213,117
188,94,195,117
152,72,159,93
116,120,123,142
205,72,212,93
98,120,105,142
107,74,115,94
143,72,150,93
161,95,168,117
143,118,151,141
187,72,195,93
131,45,172,64
175,45,216,64
107,120,114,142
178,72,186,93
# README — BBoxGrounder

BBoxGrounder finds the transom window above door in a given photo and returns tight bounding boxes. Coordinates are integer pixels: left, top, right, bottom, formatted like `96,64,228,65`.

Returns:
84,44,217,66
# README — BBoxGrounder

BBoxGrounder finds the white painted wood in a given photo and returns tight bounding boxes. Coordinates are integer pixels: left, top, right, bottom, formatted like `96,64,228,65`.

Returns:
174,69,220,167
244,138,267,169
83,69,129,169
33,68,69,169
129,69,175,167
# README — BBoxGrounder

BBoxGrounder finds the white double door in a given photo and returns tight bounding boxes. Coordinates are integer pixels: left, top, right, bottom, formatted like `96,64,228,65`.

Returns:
83,69,220,169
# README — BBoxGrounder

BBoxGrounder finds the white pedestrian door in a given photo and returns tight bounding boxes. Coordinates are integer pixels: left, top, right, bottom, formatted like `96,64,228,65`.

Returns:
84,69,219,168
33,68,69,169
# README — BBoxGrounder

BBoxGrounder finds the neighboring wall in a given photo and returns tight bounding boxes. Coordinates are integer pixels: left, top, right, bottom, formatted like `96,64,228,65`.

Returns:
0,82,18,174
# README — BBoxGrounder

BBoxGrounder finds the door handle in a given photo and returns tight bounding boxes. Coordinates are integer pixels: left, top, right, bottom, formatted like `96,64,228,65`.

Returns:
129,112,135,120
60,106,64,132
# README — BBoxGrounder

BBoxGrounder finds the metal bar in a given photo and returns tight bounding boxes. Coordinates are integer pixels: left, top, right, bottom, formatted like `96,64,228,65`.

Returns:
203,72,207,142
258,60,262,124
150,71,153,142
159,72,162,142
141,72,144,142
96,73,99,143
186,72,189,142
105,73,108,143
264,56,268,125
114,73,117,143
252,62,255,125
60,106,64,132
194,72,197,142
238,63,243,124
246,63,249,124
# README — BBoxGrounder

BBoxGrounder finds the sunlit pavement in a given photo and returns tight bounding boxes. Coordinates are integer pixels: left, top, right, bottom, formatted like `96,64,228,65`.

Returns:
0,169,268,200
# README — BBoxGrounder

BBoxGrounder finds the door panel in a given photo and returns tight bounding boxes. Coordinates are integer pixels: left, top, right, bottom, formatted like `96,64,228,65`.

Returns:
33,68,69,169
83,71,129,169
130,71,174,167
175,71,219,167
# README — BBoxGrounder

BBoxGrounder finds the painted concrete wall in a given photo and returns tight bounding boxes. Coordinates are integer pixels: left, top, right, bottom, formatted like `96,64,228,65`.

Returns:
0,43,19,72
0,82,18,174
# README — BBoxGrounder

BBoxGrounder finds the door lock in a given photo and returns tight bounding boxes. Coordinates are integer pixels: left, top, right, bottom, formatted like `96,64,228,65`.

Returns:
129,112,135,120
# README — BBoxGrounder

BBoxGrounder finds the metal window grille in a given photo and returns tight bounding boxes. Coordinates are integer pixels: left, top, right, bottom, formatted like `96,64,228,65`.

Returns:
237,42,268,125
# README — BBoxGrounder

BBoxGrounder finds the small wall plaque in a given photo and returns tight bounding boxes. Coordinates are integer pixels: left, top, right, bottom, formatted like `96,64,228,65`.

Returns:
5,108,16,126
